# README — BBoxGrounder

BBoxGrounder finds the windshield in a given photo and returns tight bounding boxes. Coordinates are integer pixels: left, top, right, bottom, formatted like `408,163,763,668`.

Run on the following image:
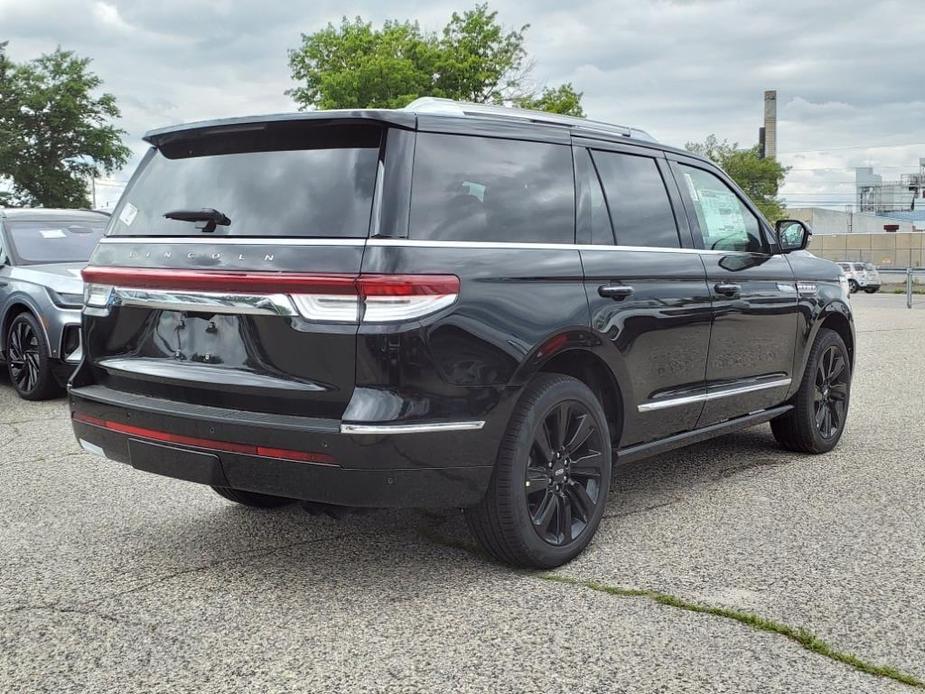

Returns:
5,220,106,265
109,123,382,238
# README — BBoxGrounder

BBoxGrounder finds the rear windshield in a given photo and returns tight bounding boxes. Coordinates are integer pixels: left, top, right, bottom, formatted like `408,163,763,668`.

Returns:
5,220,106,265
109,123,382,238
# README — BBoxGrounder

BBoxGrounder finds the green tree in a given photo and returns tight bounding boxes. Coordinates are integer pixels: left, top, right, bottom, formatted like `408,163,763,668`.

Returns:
0,43,130,208
287,4,584,117
685,134,788,222
516,83,585,117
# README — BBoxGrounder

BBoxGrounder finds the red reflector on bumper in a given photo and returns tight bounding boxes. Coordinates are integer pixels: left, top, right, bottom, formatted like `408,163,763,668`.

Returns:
73,413,337,465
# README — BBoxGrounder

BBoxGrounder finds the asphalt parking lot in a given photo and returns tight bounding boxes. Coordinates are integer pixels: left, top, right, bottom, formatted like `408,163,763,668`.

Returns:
1,292,923,693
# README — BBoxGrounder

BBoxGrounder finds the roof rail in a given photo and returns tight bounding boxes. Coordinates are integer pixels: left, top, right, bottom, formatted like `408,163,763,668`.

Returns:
403,97,657,143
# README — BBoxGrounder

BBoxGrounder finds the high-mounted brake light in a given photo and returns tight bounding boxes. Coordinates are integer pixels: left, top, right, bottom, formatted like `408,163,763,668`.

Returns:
81,267,460,323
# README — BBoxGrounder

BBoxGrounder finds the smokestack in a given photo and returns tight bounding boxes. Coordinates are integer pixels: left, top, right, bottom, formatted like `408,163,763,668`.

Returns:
763,90,777,160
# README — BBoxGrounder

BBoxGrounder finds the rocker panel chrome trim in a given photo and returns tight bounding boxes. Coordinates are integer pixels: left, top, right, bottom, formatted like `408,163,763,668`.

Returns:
637,378,792,413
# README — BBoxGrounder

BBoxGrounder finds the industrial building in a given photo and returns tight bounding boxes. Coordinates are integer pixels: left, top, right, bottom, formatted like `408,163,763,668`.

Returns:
856,159,925,230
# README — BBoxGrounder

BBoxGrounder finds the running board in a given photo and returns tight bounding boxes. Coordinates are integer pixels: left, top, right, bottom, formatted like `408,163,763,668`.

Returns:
616,405,793,466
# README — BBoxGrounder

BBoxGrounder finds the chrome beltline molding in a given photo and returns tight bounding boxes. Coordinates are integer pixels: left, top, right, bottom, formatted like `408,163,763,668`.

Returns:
638,378,792,413
99,236,367,246
99,236,758,256
340,421,486,435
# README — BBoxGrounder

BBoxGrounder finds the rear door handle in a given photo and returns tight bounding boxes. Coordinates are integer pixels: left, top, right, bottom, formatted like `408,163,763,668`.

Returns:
714,282,741,296
598,285,634,300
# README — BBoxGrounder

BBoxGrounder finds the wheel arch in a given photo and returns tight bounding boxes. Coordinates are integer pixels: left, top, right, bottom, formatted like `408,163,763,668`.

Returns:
1,296,51,359
535,348,625,446
818,305,855,369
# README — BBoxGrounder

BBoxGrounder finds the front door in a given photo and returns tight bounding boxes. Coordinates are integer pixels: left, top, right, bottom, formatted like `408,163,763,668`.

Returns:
670,157,798,426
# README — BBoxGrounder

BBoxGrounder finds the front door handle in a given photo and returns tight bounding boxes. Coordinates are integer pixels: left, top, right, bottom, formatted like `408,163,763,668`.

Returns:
714,282,741,296
598,285,634,300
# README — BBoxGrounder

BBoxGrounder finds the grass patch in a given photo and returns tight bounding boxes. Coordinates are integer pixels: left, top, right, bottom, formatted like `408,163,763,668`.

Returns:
540,574,925,690
421,523,925,689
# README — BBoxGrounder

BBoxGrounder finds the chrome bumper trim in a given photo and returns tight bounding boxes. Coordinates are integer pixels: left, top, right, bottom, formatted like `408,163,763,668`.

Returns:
113,288,298,316
638,378,792,413
340,421,486,435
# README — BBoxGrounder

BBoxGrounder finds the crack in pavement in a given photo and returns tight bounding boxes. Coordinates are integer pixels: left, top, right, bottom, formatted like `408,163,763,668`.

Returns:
602,497,684,520
0,533,355,623
80,533,354,607
418,521,925,690
0,451,86,468
4,603,149,629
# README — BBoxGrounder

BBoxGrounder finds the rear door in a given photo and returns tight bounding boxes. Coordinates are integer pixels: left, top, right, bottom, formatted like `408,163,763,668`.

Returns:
79,121,386,420
356,125,587,427
574,141,713,445
668,156,798,426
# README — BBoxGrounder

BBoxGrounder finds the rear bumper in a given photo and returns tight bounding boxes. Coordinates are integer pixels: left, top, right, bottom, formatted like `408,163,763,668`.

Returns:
69,385,497,508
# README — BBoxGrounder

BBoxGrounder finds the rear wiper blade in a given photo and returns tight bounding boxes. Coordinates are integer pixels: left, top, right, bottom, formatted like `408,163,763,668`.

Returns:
163,208,231,233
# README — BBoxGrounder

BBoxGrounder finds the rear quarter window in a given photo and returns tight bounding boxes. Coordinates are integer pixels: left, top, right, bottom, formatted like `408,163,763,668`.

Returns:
109,123,382,238
409,133,574,244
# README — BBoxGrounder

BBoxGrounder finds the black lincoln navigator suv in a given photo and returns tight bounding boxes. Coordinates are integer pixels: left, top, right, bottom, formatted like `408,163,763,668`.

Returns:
70,97,854,568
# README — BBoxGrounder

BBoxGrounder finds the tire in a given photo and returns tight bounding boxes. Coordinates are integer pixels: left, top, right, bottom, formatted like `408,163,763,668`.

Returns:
848,280,859,293
4,312,64,401
864,287,878,294
466,374,612,569
771,328,850,453
211,486,293,508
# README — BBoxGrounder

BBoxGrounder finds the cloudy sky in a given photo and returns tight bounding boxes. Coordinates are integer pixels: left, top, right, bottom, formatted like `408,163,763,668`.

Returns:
3,0,924,209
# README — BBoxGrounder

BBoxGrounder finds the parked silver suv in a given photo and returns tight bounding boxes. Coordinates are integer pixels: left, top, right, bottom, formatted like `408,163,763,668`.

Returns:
0,209,108,399
837,261,881,294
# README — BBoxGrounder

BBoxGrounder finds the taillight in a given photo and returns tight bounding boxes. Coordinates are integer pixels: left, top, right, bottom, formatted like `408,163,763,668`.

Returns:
357,275,459,322
81,268,460,323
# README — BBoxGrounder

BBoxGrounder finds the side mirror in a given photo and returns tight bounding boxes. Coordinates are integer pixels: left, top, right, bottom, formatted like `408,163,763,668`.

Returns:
776,219,812,253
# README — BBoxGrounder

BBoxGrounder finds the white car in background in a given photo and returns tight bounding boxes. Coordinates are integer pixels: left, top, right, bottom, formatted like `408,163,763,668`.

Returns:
837,262,881,294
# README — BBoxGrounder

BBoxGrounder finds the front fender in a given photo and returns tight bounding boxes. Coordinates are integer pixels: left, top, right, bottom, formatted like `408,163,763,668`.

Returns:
790,292,855,396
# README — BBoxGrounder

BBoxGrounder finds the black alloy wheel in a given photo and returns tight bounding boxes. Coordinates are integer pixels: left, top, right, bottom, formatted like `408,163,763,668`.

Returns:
8,318,40,393
5,313,62,400
771,327,850,453
525,401,605,546
466,373,612,569
814,345,849,440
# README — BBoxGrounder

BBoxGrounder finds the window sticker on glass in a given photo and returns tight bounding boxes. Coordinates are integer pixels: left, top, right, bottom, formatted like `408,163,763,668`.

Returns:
39,229,67,239
698,188,747,236
683,172,699,202
119,202,138,227
462,181,486,202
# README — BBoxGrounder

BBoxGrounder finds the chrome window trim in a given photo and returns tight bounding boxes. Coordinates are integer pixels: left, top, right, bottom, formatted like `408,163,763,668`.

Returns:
340,421,486,435
367,239,759,256
99,237,367,246
97,236,762,256
637,378,792,413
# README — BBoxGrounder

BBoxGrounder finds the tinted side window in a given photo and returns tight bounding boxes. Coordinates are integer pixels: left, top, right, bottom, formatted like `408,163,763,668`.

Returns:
410,133,574,243
680,165,764,253
590,150,680,248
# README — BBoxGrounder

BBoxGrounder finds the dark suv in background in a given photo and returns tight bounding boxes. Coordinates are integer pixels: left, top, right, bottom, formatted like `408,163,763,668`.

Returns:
70,98,854,568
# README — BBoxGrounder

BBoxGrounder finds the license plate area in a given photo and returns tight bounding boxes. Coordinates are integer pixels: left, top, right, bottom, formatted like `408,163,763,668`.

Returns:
128,438,228,486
